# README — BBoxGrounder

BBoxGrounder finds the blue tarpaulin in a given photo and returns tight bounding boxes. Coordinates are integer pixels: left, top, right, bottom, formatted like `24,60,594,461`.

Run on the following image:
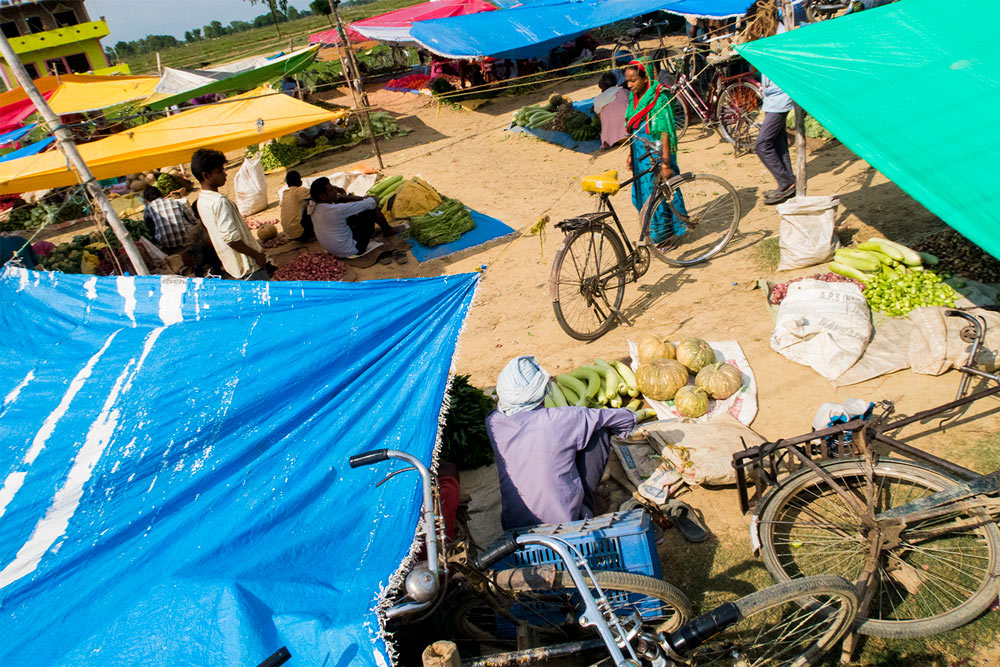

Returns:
0,123,35,146
411,0,756,58
0,136,53,163
0,267,479,666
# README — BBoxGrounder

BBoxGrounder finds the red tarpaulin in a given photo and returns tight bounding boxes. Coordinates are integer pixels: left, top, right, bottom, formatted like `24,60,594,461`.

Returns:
309,0,498,45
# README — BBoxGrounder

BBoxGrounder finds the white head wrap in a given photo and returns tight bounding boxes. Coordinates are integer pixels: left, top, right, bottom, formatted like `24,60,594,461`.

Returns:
496,355,550,416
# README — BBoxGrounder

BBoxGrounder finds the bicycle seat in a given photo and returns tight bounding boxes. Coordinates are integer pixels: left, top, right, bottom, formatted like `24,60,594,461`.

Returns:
581,170,621,195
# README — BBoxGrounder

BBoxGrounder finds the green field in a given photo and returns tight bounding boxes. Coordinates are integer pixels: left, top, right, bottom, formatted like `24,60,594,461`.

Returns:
123,0,424,75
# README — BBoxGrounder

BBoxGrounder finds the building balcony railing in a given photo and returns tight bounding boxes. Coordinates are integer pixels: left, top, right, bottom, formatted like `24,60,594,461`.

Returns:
7,20,110,55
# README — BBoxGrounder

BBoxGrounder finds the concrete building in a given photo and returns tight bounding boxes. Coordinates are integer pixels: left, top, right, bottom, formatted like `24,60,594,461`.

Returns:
0,0,129,88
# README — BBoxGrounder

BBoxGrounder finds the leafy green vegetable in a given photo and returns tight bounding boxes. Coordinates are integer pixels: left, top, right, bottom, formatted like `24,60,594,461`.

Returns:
408,198,475,247
439,375,496,470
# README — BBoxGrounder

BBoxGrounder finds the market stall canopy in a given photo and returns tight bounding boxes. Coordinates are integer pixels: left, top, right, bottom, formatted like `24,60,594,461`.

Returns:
737,0,1000,261
0,87,340,194
0,74,160,117
351,0,498,43
144,45,320,111
0,123,36,146
0,137,54,163
0,266,479,666
309,24,369,45
410,0,758,59
152,68,230,96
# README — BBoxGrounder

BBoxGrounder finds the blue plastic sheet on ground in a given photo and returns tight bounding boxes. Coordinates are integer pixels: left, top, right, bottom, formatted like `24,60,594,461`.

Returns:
505,98,601,154
411,0,756,58
0,137,54,163
408,208,516,262
0,123,35,147
0,267,479,666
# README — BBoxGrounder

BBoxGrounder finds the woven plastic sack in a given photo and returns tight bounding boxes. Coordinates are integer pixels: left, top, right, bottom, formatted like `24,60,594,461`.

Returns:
233,156,268,217
776,195,840,271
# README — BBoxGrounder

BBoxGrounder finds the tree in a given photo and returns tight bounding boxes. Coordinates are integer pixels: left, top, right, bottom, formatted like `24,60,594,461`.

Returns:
229,20,253,33
310,0,333,24
203,20,226,38
287,6,300,20
244,0,288,38
192,28,202,40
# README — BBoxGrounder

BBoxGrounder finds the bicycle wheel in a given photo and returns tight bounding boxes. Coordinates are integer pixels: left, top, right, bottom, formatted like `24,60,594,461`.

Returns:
550,223,627,341
450,568,692,644
683,575,858,667
641,174,740,267
611,40,638,67
757,458,1000,638
716,80,763,150
670,91,690,141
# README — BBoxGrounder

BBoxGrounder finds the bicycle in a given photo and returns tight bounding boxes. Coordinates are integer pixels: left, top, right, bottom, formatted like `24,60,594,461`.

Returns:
549,137,741,341
658,41,764,156
732,309,1000,640
351,448,860,666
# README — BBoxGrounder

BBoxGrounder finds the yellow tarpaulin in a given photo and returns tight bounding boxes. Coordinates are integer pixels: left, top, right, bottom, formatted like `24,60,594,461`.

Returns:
0,87,345,195
46,76,161,114
0,74,159,114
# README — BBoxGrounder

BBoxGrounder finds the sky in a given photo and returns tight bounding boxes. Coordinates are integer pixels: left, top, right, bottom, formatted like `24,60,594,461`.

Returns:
87,0,304,44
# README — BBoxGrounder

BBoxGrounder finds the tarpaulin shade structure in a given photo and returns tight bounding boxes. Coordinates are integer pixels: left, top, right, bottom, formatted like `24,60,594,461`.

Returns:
0,91,52,134
0,266,479,666
410,0,757,59
0,137,54,163
0,88,338,194
144,46,320,110
0,74,160,117
352,0,498,43
309,24,369,45
150,68,230,97
0,123,35,146
737,0,1000,261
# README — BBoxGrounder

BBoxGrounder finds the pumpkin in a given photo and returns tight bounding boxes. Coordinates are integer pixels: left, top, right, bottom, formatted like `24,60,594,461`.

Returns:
636,333,676,364
675,385,709,418
676,338,716,372
635,360,689,401
695,362,743,400
257,223,278,241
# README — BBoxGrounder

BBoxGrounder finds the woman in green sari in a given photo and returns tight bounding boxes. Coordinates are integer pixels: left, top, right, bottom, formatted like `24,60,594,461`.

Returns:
624,59,685,246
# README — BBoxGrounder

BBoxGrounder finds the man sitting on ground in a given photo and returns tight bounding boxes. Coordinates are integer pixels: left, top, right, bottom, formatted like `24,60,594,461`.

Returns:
486,356,637,530
142,186,201,255
190,148,270,280
309,176,400,258
279,171,313,242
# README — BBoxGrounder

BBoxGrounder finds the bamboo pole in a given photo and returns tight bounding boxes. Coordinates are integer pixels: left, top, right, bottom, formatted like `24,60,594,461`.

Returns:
781,0,807,196
0,35,150,275
329,0,384,170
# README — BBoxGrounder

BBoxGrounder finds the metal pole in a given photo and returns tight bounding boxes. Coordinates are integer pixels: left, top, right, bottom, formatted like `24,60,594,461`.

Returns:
329,0,384,170
0,35,150,275
781,0,807,196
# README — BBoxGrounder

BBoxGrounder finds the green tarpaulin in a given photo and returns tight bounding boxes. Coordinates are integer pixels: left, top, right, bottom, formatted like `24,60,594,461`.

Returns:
145,46,320,110
737,0,1000,260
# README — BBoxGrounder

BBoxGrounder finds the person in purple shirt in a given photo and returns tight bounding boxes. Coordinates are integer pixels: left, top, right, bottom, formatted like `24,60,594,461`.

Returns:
486,356,638,530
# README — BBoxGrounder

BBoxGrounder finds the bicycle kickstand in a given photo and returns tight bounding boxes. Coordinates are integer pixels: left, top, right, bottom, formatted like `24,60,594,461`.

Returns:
612,307,634,328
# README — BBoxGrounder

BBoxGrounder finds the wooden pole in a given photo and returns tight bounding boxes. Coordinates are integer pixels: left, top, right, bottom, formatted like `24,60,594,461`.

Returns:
156,51,162,75
781,0,807,197
0,34,150,275
329,0,385,170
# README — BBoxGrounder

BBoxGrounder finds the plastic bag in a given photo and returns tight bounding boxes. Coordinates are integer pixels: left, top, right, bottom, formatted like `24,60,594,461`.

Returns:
776,195,840,271
771,278,872,380
233,156,268,217
80,250,100,275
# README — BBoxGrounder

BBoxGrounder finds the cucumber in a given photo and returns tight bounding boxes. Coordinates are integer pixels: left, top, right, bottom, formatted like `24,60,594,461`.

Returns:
857,239,904,262
548,381,568,407
829,261,871,282
557,374,588,407
610,360,639,397
569,367,602,401
875,238,923,266
833,249,880,273
368,174,402,196
604,365,622,401
560,383,580,405
918,251,939,266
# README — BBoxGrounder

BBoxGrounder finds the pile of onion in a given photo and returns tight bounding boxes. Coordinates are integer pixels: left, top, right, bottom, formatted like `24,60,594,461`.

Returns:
272,253,346,281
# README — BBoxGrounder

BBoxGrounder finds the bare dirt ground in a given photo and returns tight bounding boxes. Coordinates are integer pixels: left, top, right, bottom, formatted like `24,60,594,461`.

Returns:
232,75,1000,664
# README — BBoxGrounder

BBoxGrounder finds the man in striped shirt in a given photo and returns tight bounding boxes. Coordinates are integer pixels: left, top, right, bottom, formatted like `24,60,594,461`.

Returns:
143,186,201,254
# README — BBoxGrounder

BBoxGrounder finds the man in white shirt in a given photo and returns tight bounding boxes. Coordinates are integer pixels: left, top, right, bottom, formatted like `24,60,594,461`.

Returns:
191,148,270,280
309,177,399,258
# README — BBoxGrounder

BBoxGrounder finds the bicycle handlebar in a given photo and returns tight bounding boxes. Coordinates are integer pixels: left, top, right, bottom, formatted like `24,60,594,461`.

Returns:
349,449,390,468
472,536,520,570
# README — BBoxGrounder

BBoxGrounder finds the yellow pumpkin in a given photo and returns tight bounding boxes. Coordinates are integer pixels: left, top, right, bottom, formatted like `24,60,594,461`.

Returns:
695,362,743,400
636,333,676,364
635,360,688,401
675,385,709,418
676,338,716,373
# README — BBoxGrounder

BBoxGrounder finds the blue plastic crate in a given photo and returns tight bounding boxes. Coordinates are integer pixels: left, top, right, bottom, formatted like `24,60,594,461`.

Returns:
482,510,664,633
492,509,661,579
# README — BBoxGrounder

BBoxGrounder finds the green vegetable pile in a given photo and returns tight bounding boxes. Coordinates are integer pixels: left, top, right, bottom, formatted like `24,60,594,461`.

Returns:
363,112,405,139
429,77,456,96
827,237,957,316
367,174,405,199
409,198,475,247
511,94,599,140
2,199,88,231
260,141,307,171
563,112,600,142
37,233,103,273
546,359,656,423
786,112,834,140
863,270,957,317
439,375,496,470
154,173,184,196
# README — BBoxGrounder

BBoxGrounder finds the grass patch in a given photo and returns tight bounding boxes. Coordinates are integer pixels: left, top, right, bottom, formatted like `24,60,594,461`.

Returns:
754,236,780,272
